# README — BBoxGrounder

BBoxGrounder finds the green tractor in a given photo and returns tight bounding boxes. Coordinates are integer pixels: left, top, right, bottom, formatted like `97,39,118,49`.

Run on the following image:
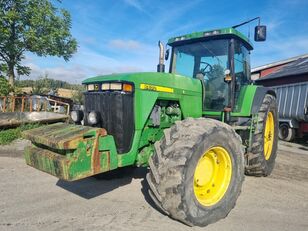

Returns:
23,20,278,226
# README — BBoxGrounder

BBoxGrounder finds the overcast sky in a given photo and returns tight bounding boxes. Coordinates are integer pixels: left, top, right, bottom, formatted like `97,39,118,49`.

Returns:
22,0,308,83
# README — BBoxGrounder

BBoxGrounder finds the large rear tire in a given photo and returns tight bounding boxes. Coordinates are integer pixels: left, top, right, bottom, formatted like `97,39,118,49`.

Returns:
146,118,244,227
245,94,278,176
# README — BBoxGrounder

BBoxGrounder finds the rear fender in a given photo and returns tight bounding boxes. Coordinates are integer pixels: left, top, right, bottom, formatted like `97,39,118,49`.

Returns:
251,87,276,114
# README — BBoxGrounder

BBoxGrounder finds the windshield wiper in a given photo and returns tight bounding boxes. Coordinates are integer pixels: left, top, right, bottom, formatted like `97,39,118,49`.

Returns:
199,42,223,65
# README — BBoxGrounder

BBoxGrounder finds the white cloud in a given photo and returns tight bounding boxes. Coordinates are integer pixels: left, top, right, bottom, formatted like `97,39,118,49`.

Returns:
20,45,157,83
81,36,97,46
108,39,142,50
19,62,87,82
123,0,144,12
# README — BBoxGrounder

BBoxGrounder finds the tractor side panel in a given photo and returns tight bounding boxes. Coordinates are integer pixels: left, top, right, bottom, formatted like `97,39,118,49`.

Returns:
179,95,203,118
203,85,258,117
234,85,258,116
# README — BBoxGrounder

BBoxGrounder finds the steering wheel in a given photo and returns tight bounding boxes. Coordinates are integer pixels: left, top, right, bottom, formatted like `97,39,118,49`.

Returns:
200,61,213,75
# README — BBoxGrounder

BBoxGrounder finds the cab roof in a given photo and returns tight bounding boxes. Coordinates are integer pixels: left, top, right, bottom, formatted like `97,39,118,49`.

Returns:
168,27,253,50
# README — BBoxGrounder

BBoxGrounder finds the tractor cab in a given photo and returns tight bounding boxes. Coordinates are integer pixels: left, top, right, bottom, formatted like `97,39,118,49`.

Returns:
167,28,257,114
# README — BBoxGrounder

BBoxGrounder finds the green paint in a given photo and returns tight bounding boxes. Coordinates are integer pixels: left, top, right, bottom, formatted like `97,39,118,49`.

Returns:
203,85,258,117
168,27,253,50
136,145,154,167
23,123,119,181
68,138,95,179
98,135,118,170
24,26,267,182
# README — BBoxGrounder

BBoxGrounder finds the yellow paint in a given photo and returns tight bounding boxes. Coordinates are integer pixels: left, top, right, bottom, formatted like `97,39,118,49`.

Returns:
264,111,274,160
140,84,174,93
193,146,232,206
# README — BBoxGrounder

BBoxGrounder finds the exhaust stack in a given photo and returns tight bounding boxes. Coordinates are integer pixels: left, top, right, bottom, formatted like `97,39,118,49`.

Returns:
157,41,165,73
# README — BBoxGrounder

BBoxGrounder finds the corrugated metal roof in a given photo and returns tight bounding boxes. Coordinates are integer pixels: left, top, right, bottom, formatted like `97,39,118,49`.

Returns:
256,56,308,81
251,53,308,73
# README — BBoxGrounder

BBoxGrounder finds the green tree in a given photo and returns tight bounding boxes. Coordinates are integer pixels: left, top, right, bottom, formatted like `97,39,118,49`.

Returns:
71,85,85,104
207,64,225,80
0,76,12,95
0,0,77,86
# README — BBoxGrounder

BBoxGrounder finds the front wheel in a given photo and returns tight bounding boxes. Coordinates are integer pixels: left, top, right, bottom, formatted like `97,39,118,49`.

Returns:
146,118,244,227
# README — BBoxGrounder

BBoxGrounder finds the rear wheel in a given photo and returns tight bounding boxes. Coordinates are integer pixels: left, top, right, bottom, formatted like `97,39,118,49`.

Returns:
146,118,244,227
245,94,278,176
278,123,295,142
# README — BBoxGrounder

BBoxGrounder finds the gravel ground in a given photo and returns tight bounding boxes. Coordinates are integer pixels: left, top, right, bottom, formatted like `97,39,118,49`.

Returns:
0,142,307,231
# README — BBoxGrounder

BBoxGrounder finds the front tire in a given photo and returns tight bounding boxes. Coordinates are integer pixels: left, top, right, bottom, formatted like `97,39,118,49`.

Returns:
146,118,244,227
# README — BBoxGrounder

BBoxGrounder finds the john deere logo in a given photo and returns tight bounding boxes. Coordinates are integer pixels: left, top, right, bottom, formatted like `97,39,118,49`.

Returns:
140,84,174,93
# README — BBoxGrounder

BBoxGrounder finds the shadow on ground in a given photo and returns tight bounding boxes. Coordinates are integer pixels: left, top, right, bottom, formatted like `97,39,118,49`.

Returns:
56,167,148,199
292,137,308,147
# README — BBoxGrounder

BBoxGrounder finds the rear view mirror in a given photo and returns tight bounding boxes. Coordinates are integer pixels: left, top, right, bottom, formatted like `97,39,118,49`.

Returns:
165,49,170,60
254,25,266,41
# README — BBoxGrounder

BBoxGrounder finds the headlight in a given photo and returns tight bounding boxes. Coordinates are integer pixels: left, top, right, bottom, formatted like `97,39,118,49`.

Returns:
88,111,100,125
71,110,84,122
100,82,134,92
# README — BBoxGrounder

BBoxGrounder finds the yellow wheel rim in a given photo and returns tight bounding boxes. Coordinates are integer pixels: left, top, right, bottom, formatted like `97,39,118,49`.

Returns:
193,146,232,206
264,112,274,160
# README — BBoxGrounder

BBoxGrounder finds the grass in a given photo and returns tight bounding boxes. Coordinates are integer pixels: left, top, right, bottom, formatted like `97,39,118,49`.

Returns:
0,123,41,145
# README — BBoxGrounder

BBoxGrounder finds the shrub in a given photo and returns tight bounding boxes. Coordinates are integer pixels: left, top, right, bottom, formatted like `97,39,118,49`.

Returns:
0,123,41,145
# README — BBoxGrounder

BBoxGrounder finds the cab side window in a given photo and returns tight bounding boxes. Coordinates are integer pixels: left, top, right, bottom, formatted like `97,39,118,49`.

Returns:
234,40,250,106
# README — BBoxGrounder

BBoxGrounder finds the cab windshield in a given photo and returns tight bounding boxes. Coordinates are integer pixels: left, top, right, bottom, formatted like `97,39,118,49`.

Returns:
171,39,229,111
171,39,229,78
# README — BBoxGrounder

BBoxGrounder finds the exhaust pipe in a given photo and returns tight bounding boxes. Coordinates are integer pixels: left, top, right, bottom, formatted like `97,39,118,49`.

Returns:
157,41,165,73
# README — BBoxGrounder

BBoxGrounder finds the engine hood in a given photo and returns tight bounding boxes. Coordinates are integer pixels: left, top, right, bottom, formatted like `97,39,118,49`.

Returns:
82,72,202,95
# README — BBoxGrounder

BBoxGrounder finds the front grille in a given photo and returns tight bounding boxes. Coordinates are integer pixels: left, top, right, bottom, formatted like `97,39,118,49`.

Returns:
84,91,134,154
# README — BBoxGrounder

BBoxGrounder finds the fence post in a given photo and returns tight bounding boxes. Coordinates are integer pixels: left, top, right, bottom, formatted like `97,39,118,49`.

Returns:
29,97,33,112
21,97,25,112
3,97,6,112
37,97,40,112
12,96,15,112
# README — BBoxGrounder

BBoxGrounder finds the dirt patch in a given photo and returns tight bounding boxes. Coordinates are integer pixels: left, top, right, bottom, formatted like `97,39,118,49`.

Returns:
0,146,307,231
0,139,31,158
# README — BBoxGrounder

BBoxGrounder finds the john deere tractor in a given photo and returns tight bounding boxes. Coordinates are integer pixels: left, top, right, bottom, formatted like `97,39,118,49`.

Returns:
23,20,278,226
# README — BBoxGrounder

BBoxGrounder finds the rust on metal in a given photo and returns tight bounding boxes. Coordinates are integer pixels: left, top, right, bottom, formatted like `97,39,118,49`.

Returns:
23,123,101,150
0,95,70,114
92,128,108,174
24,122,111,181
11,97,15,112
21,97,25,112
3,97,6,112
